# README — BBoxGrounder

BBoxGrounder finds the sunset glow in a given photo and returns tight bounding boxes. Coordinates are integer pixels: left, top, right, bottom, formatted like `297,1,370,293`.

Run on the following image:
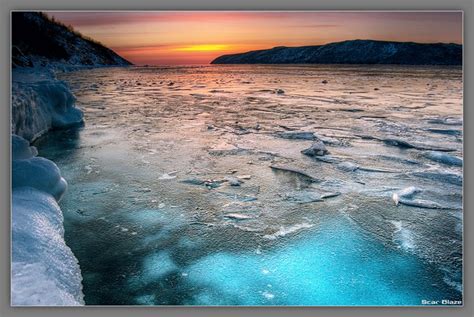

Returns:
47,11,463,65
173,44,232,52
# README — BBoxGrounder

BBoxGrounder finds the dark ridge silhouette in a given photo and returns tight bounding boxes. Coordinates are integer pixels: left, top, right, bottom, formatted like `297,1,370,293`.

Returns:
211,40,462,66
12,12,132,67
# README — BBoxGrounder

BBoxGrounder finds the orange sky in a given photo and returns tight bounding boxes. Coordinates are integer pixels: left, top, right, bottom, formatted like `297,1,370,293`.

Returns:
47,11,463,65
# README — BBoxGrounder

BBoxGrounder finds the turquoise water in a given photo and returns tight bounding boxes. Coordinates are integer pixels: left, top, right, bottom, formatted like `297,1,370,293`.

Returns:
181,216,454,306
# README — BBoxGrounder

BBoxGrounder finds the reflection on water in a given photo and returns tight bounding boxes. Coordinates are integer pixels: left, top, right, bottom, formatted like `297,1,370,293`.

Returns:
36,65,462,305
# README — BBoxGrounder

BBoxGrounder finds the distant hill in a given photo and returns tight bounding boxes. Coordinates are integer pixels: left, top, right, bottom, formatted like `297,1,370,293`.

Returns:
211,40,462,65
12,12,132,68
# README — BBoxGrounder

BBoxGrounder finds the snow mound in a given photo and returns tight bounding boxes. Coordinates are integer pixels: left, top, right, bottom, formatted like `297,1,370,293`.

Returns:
13,157,67,201
12,134,38,159
11,135,84,306
12,70,83,141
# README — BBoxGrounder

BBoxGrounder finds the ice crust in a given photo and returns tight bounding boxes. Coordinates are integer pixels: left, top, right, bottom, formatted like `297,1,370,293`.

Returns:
12,69,83,142
11,135,84,306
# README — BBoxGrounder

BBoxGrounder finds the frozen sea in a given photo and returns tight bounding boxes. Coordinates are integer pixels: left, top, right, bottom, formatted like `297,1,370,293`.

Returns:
34,64,463,305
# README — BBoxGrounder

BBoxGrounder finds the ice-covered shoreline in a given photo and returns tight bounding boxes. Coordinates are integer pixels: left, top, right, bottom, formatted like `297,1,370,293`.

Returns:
11,68,85,306
10,11,135,305
11,53,133,306
12,134,84,306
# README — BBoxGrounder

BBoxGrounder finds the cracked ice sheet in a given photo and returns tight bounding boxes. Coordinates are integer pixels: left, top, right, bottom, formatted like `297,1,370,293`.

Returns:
32,65,463,305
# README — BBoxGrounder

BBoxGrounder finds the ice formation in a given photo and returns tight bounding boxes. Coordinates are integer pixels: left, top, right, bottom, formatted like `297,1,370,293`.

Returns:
12,70,83,142
423,151,463,167
11,134,84,306
10,11,132,306
12,156,67,201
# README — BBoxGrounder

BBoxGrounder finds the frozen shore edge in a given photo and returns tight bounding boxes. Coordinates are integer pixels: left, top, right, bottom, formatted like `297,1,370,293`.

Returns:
11,68,85,306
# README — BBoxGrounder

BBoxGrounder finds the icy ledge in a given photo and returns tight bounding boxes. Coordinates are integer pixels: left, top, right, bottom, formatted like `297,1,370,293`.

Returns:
11,134,84,306
12,68,84,142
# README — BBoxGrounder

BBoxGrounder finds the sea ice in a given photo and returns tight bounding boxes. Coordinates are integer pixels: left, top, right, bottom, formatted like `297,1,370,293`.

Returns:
34,65,462,305
185,216,454,305
263,223,314,240
423,151,463,167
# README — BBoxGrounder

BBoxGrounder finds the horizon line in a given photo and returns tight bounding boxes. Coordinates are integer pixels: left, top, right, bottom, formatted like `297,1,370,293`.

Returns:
115,39,463,66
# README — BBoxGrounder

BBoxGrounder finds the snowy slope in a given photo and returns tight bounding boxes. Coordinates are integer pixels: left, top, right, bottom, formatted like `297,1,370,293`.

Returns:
11,135,84,306
12,12,132,68
211,40,462,65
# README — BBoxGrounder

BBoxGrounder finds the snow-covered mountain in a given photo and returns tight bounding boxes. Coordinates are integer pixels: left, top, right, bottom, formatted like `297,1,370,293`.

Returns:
12,12,132,68
211,40,462,65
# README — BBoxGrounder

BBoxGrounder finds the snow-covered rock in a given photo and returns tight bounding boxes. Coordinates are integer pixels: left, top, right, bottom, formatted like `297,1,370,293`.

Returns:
12,70,83,142
11,135,84,306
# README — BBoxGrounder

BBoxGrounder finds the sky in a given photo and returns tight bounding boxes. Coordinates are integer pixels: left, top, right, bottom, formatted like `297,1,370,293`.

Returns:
47,11,463,65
